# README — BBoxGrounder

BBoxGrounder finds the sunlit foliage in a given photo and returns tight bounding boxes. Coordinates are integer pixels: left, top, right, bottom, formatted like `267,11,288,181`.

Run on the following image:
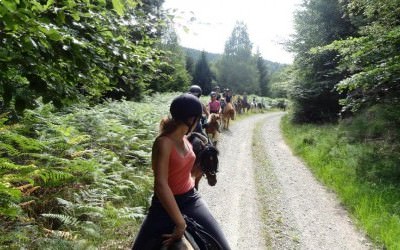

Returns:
0,93,176,248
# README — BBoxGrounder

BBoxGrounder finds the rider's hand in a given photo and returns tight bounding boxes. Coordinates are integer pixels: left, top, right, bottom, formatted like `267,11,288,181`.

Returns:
162,222,187,246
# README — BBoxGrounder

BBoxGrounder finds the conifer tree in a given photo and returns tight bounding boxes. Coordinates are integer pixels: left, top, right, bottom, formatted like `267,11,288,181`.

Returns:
193,51,213,95
256,49,269,96
217,21,259,94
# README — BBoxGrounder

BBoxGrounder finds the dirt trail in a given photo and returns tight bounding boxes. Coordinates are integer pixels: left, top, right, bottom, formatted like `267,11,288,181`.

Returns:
200,112,374,250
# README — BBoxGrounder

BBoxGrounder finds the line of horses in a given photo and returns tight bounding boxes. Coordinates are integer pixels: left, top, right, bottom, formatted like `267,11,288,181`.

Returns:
189,96,288,190
177,97,288,249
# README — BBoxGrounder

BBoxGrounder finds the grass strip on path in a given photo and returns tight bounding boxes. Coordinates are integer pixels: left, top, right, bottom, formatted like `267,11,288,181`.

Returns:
280,115,400,250
251,116,300,249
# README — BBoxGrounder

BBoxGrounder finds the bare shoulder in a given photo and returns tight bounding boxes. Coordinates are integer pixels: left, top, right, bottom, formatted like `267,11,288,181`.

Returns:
153,136,174,152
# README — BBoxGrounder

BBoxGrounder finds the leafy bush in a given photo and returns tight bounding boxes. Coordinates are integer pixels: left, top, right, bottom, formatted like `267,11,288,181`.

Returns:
340,104,400,183
0,0,168,113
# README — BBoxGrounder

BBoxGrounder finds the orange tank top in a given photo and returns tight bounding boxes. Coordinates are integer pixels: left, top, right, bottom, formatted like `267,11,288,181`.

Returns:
167,136,195,195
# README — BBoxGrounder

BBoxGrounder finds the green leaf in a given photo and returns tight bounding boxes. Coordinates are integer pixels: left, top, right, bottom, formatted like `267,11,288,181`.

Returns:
112,0,125,16
46,29,63,41
44,0,54,10
2,0,17,12
70,12,80,21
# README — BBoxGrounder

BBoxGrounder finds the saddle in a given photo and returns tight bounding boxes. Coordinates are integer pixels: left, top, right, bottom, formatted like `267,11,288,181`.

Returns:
153,216,223,250
183,215,223,250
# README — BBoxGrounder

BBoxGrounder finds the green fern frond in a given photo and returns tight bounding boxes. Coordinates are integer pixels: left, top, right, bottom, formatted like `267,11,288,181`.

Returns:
0,159,37,175
0,182,22,217
36,170,74,187
75,189,107,207
118,206,145,220
0,132,44,153
0,143,20,157
42,213,80,227
80,221,101,239
55,198,74,208
27,153,68,165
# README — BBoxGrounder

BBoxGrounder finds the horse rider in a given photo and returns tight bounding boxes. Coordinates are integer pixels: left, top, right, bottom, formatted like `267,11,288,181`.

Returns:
188,85,209,135
243,92,248,106
220,88,227,111
132,93,230,249
208,91,221,114
225,89,233,103
223,89,233,113
213,86,222,101
252,96,257,107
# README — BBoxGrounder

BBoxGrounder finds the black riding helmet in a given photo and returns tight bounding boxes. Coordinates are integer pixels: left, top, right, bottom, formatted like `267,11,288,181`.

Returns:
189,85,202,98
170,93,203,134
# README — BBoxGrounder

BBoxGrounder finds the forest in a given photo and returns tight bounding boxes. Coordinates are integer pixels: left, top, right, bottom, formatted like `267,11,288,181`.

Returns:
0,0,399,248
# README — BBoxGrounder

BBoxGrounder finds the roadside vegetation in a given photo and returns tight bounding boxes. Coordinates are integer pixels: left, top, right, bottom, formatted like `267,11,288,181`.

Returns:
0,93,176,248
1,0,399,248
281,112,400,250
280,0,400,248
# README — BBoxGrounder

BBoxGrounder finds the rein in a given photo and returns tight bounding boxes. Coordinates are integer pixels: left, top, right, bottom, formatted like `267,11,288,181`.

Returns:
188,132,219,174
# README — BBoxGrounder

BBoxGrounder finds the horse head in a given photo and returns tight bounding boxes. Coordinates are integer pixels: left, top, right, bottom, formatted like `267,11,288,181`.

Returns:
209,113,220,122
187,132,219,187
198,145,219,186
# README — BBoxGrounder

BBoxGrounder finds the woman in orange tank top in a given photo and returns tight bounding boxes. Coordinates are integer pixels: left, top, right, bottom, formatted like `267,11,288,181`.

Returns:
132,93,230,249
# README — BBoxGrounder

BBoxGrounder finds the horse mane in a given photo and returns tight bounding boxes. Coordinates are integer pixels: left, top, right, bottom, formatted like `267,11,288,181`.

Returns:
188,132,208,144
198,144,219,173
187,132,219,173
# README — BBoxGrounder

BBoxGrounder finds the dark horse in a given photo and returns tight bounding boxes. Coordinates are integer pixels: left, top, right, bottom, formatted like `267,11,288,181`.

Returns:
187,132,219,190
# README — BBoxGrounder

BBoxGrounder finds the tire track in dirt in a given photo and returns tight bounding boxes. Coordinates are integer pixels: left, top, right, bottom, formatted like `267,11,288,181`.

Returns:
200,112,374,250
259,112,373,250
200,114,268,249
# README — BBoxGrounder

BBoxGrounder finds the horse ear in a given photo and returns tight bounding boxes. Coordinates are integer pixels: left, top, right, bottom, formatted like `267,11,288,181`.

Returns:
187,133,195,143
192,132,208,144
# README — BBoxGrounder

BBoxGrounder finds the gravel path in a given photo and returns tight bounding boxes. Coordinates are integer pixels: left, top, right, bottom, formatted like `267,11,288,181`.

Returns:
200,112,374,250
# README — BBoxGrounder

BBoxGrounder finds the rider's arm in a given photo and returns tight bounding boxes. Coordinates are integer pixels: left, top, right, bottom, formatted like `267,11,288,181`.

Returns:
203,103,210,118
152,137,186,232
206,102,211,113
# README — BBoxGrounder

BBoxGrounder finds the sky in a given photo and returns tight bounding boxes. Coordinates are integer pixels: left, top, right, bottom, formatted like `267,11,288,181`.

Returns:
162,0,302,64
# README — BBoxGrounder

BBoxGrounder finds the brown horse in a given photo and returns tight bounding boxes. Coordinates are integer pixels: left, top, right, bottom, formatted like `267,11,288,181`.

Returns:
221,102,235,130
187,132,219,189
205,113,220,146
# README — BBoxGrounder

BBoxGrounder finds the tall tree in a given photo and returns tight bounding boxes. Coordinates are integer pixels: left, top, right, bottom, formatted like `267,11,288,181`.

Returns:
224,22,253,60
288,0,356,123
216,21,258,94
148,24,191,92
0,0,166,112
324,0,400,113
255,49,269,96
185,55,195,78
193,51,213,94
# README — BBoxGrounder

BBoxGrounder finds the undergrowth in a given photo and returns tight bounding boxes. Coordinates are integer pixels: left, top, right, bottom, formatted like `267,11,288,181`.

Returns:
0,93,177,249
280,110,400,250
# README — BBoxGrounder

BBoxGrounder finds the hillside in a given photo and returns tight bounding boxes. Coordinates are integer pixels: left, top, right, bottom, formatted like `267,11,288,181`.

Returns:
183,47,287,75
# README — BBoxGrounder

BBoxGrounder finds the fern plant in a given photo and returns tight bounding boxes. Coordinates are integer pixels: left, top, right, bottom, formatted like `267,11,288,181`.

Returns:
1,93,176,248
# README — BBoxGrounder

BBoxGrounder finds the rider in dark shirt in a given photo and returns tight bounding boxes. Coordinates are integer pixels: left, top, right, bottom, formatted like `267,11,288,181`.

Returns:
243,92,248,105
188,85,208,135
214,86,221,101
225,89,232,103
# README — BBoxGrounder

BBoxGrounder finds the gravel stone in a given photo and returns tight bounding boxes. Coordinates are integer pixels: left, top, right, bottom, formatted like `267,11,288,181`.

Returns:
199,112,375,250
